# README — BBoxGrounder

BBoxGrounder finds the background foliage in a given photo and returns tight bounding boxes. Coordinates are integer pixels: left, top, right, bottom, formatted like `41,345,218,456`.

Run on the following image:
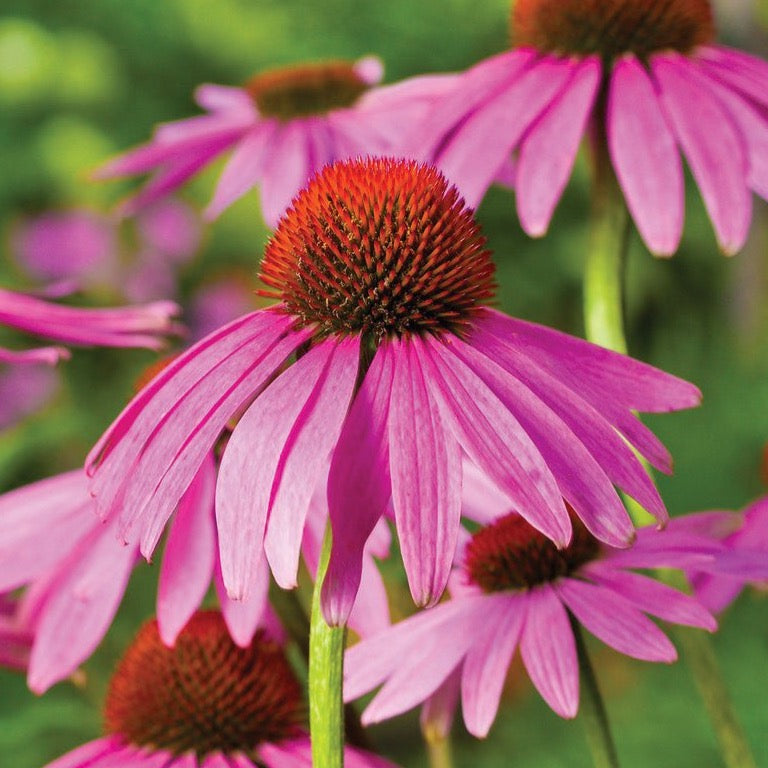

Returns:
0,1,767,766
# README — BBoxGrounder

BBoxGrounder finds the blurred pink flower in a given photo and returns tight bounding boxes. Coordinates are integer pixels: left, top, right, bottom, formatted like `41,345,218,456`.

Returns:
0,361,59,429
11,210,117,285
0,453,388,691
86,158,699,630
94,56,456,226
135,198,202,263
343,506,761,732
0,594,31,672
409,0,768,255
187,275,259,340
43,612,397,768
689,497,768,613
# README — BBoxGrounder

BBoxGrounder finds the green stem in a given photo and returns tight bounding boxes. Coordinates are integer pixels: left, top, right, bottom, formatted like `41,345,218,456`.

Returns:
584,122,757,768
309,525,346,768
573,619,620,768
425,731,455,768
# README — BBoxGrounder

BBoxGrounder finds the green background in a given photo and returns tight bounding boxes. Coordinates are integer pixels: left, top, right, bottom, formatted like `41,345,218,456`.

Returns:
0,1,767,766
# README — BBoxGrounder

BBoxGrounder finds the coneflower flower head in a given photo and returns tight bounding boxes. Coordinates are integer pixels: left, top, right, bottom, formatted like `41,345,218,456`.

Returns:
86,158,700,631
45,612,397,768
411,0,768,255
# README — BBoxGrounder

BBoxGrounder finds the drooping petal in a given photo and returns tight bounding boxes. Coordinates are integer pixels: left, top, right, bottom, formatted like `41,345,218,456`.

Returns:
436,56,575,208
217,337,345,600
28,521,136,693
264,336,360,589
214,558,270,648
519,586,578,718
652,53,751,255
420,336,569,547
0,345,69,365
157,455,217,646
0,471,95,591
470,317,666,517
517,56,600,236
358,602,485,725
608,55,684,256
323,346,394,626
258,122,312,227
461,594,524,737
450,337,634,547
697,45,768,109
388,339,462,606
205,121,279,219
194,84,255,114
557,578,677,662
584,565,716,630
697,71,768,199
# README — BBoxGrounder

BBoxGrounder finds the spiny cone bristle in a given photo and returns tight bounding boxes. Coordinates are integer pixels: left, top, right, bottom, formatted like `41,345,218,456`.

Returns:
260,157,496,340
512,0,716,60
246,60,371,119
466,510,600,592
104,612,304,757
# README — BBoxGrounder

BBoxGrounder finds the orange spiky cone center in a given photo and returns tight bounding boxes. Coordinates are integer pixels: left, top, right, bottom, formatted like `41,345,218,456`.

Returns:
259,157,496,340
104,612,304,757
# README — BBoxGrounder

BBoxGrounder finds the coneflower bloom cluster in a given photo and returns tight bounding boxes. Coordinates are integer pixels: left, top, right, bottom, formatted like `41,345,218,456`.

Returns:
410,0,768,255
86,157,700,631
43,612,397,768
344,505,763,735
94,56,455,227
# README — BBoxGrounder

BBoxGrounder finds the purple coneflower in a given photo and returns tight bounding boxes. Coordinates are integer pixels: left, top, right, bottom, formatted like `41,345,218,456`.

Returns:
86,158,700,629
689,497,768,613
94,56,455,227
343,506,763,734
43,612,396,768
410,0,768,255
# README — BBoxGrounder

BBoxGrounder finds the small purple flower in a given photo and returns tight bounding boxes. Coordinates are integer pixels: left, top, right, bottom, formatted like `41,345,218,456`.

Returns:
344,506,752,734
409,0,768,255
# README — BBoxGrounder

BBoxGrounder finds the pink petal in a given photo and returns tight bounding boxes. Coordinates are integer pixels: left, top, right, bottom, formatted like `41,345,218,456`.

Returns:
421,668,461,740
353,55,385,85
698,45,768,109
470,317,666,518
344,598,480,702
584,565,716,630
389,339,462,606
258,741,311,768
451,337,634,547
322,346,394,626
420,336,569,547
42,738,121,768
557,578,677,662
436,56,575,208
408,50,535,162
0,345,69,365
461,594,524,737
216,338,341,600
28,521,136,693
461,459,516,525
358,603,484,725
205,121,279,219
264,336,360,589
697,71,768,200
214,559,269,648
157,455,217,646
517,56,600,236
194,83,255,113
652,53,751,255
0,470,95,591
258,122,312,227
519,586,578,718
608,55,684,256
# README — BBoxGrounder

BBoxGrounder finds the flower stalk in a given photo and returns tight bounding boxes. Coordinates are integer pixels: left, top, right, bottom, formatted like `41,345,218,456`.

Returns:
584,120,757,768
572,618,620,768
309,524,347,768
425,730,455,768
